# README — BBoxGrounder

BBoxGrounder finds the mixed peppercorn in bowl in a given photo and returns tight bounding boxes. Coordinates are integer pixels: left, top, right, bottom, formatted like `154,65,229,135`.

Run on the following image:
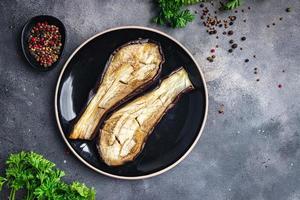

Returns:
21,15,65,71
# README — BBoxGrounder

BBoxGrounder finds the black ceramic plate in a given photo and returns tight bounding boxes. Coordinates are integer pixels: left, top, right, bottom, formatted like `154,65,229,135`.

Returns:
55,26,208,179
21,15,66,71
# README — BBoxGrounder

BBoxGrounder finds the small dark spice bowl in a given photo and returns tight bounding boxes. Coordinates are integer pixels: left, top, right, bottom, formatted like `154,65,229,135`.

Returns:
21,15,66,71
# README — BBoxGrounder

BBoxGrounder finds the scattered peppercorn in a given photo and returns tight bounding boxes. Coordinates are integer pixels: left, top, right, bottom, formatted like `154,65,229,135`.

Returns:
253,55,256,58
229,39,234,44
245,59,249,63
243,19,247,23
240,47,243,50
200,4,204,8
267,25,270,28
223,31,227,35
241,36,246,41
227,30,234,35
282,70,285,72
228,49,233,53
229,16,237,21
229,21,234,26
248,7,251,10
211,49,215,53
235,10,238,13
256,79,260,82
218,104,224,114
209,30,217,35
207,56,214,62
216,45,219,48
232,44,238,49
286,7,291,12
212,55,216,59
28,21,62,68
272,23,276,26
241,9,244,13
278,84,282,88
279,17,283,20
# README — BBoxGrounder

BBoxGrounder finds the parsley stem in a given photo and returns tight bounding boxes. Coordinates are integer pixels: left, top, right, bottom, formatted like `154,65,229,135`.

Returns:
26,191,33,200
9,188,16,200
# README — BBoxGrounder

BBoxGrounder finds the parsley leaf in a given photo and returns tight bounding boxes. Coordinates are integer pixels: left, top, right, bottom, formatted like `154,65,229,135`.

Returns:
0,151,96,200
223,0,243,10
0,177,6,191
180,0,203,5
153,0,203,28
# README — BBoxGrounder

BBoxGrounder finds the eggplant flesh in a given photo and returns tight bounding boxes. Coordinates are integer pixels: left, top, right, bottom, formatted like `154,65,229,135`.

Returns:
69,40,164,140
98,68,194,166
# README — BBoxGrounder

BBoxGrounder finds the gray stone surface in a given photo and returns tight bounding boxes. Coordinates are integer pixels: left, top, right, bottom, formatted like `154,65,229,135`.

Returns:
0,0,300,199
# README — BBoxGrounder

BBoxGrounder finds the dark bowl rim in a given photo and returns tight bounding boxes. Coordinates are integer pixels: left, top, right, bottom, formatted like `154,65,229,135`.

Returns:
21,15,66,71
54,26,208,180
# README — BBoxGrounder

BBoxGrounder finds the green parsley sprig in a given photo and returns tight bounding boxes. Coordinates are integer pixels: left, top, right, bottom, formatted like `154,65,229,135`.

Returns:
223,0,243,10
153,0,244,28
153,0,204,28
0,151,96,200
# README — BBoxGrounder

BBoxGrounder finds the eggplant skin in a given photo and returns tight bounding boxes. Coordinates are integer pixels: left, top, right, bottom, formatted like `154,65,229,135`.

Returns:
69,39,164,140
98,67,194,166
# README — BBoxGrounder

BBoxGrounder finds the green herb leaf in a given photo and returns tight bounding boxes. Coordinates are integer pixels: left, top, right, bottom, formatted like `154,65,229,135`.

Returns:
0,151,96,200
181,0,204,5
153,0,202,28
70,182,96,199
223,0,243,10
0,176,6,191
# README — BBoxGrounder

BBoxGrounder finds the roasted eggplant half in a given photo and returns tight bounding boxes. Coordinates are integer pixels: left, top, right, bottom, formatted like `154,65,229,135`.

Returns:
69,39,164,140
98,67,194,166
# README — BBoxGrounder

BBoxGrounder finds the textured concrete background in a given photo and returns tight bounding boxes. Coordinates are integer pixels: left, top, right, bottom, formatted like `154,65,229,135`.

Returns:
0,0,300,199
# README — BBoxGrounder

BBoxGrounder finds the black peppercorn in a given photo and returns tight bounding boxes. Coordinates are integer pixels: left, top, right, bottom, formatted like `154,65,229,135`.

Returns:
228,30,234,35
